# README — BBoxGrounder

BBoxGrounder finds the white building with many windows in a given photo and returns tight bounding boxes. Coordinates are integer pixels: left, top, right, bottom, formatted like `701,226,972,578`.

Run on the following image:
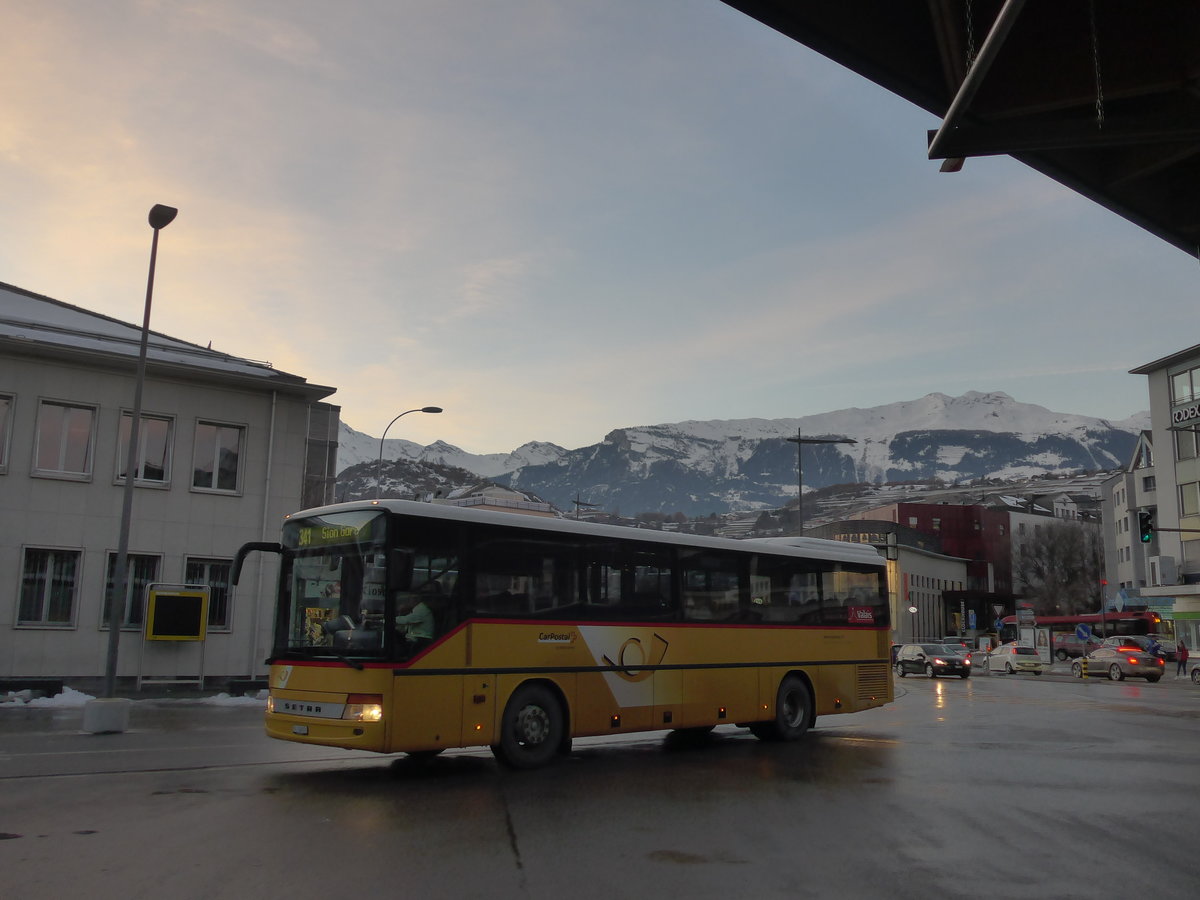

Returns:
1,282,338,690
1129,347,1200,651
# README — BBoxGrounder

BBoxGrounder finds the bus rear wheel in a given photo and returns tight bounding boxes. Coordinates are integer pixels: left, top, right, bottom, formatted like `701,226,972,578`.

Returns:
492,683,565,770
749,674,812,742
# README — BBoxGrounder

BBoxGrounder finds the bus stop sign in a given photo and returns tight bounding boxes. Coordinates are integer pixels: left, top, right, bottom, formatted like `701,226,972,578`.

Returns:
1076,624,1093,641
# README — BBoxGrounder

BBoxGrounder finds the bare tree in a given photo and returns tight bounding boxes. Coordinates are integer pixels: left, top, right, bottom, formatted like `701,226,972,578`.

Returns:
1013,521,1103,616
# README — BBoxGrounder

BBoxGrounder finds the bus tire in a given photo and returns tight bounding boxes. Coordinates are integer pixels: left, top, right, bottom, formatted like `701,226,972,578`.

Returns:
749,674,812,742
492,682,565,770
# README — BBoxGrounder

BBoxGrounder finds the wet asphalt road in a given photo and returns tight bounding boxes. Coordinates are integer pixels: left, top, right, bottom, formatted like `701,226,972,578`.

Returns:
3,670,1199,899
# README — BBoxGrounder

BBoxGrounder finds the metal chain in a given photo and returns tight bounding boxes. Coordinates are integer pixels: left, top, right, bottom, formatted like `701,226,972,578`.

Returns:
1090,0,1105,129
965,0,976,70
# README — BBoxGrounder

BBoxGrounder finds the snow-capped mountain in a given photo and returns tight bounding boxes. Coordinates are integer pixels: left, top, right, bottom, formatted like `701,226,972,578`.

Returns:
337,422,566,478
341,392,1149,515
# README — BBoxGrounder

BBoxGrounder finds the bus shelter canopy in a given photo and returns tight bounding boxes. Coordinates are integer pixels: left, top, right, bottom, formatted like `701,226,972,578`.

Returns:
722,0,1200,255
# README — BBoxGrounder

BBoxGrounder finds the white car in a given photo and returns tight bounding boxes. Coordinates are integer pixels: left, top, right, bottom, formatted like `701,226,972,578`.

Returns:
988,643,1050,676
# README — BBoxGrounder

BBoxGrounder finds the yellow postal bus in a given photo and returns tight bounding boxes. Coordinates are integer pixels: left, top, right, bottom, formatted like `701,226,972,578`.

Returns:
234,499,891,768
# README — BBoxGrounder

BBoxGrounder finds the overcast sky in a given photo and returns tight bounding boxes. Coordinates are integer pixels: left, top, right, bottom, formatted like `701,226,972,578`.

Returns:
2,1,1195,453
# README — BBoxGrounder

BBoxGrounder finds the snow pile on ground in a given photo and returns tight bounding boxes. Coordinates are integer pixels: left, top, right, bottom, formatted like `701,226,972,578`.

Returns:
1,687,268,708
193,691,268,706
1,686,96,708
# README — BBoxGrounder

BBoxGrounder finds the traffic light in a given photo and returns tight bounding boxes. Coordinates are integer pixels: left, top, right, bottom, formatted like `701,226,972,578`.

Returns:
1138,511,1154,543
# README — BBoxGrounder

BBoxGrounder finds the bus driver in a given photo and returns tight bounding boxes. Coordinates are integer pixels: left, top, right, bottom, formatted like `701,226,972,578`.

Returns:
394,592,436,654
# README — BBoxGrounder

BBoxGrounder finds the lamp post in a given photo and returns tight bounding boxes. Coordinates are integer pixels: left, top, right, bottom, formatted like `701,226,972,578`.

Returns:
103,204,178,699
376,407,443,499
786,430,856,534
908,605,919,642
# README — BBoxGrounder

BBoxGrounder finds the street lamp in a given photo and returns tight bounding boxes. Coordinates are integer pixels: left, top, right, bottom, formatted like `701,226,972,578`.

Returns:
786,429,856,534
376,407,443,499
908,605,919,642
104,204,178,699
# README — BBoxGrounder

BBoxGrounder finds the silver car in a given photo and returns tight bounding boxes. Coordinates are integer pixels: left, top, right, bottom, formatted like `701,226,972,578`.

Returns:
1071,646,1165,682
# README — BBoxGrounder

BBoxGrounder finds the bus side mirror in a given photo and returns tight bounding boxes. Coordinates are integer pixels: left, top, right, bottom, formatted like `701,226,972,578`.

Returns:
388,550,414,592
232,542,282,585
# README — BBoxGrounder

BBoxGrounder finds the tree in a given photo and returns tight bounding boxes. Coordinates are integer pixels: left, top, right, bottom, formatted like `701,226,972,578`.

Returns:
1013,521,1103,616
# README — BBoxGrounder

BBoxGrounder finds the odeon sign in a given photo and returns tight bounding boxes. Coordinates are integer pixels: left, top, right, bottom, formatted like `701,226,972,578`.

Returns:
1172,404,1200,427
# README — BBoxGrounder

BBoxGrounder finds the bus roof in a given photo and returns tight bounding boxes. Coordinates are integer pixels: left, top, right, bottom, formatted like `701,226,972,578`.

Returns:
1000,610,1160,626
287,499,885,568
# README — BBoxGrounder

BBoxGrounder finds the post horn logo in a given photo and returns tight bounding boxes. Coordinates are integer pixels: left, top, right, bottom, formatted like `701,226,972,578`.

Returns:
602,634,668,683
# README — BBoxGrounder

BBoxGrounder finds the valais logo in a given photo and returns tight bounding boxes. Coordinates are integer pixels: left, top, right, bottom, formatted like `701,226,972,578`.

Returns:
848,606,875,624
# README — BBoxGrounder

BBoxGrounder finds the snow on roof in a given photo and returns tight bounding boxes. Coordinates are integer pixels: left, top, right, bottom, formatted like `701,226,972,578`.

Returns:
0,281,332,394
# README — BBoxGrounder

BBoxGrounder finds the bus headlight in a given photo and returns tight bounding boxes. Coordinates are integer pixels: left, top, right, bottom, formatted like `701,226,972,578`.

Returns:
343,694,384,722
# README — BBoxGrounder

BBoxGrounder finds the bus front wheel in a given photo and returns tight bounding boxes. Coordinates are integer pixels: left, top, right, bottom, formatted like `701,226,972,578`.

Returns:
492,683,565,770
749,674,812,742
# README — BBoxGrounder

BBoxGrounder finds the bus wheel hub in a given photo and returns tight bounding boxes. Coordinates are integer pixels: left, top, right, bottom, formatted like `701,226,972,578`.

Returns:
516,705,549,745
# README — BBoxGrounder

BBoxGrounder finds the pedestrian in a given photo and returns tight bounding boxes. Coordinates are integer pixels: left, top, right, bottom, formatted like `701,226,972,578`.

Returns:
1177,640,1189,677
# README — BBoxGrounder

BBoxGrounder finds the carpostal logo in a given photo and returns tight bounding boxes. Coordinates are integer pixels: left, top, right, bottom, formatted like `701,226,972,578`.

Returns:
275,665,293,688
537,630,577,645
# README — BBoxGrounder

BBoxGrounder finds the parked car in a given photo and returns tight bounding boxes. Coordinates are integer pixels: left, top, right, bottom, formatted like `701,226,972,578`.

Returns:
1071,646,1165,682
1052,632,1100,661
1101,634,1175,661
1191,663,1200,685
895,643,971,679
987,643,1050,676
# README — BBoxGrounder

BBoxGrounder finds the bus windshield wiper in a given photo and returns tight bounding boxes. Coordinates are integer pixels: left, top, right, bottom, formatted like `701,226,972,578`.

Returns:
328,653,364,670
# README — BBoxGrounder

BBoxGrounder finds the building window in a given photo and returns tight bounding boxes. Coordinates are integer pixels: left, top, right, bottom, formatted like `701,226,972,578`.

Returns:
931,518,941,532
185,557,232,629
18,548,80,626
1143,475,1156,492
0,393,12,472
1175,429,1197,462
1172,369,1197,404
1181,482,1200,519
117,412,173,484
192,421,243,492
34,400,96,478
102,553,161,628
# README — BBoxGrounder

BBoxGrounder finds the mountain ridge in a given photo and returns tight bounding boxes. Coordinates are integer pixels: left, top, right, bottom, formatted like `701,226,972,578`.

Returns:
337,391,1149,515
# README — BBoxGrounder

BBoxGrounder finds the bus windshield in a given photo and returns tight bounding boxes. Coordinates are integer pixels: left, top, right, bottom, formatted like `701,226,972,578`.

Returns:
279,509,390,659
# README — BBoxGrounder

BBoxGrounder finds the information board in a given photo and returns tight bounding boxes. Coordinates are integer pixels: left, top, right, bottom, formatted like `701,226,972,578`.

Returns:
144,585,210,641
